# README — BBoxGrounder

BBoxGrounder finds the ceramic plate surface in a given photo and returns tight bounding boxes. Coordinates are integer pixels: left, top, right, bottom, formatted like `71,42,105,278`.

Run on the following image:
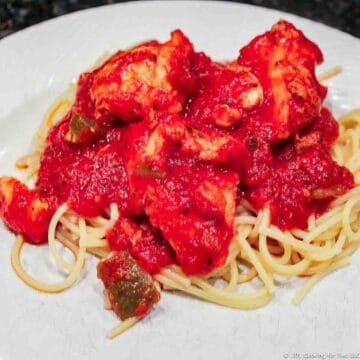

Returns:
0,2,359,359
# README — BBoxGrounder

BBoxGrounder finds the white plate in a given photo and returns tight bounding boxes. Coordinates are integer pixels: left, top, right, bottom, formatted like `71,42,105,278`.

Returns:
0,2,360,359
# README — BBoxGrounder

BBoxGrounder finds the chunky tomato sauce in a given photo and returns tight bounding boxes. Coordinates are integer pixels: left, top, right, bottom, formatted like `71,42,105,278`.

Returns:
0,22,354,277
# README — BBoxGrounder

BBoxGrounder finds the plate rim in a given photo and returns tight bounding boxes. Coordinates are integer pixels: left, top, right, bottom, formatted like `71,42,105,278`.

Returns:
0,0,359,50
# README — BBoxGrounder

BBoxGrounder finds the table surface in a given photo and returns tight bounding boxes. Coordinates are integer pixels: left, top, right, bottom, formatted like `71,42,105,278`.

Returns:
0,0,359,40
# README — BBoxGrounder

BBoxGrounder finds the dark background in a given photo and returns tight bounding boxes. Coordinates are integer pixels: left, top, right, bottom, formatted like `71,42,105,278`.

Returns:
0,0,359,39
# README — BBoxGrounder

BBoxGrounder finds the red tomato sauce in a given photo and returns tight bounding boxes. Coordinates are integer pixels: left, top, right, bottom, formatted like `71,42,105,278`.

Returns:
0,22,354,276
36,115,130,218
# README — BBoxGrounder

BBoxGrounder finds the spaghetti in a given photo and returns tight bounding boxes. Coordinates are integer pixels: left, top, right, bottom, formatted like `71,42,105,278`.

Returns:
9,97,360,337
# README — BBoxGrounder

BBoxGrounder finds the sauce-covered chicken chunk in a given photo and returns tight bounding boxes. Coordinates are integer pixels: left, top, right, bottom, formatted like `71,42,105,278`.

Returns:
238,20,327,142
0,177,53,244
66,30,197,143
128,154,240,275
188,57,263,128
91,30,196,123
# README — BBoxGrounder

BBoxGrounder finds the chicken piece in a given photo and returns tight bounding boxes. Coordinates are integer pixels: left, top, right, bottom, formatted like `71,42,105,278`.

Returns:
187,61,263,128
129,113,250,170
296,107,339,150
238,20,327,143
310,185,350,200
120,115,240,275
91,30,196,122
136,159,239,275
295,131,323,153
277,108,340,155
165,120,250,166
97,251,160,321
0,177,53,244
192,179,237,227
65,30,196,144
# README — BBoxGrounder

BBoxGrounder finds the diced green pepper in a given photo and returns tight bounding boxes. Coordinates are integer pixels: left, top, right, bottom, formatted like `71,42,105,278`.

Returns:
66,113,98,143
97,251,160,320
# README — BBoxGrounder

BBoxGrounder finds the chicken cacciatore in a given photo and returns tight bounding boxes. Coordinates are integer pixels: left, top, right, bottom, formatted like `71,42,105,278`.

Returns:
0,21,353,320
